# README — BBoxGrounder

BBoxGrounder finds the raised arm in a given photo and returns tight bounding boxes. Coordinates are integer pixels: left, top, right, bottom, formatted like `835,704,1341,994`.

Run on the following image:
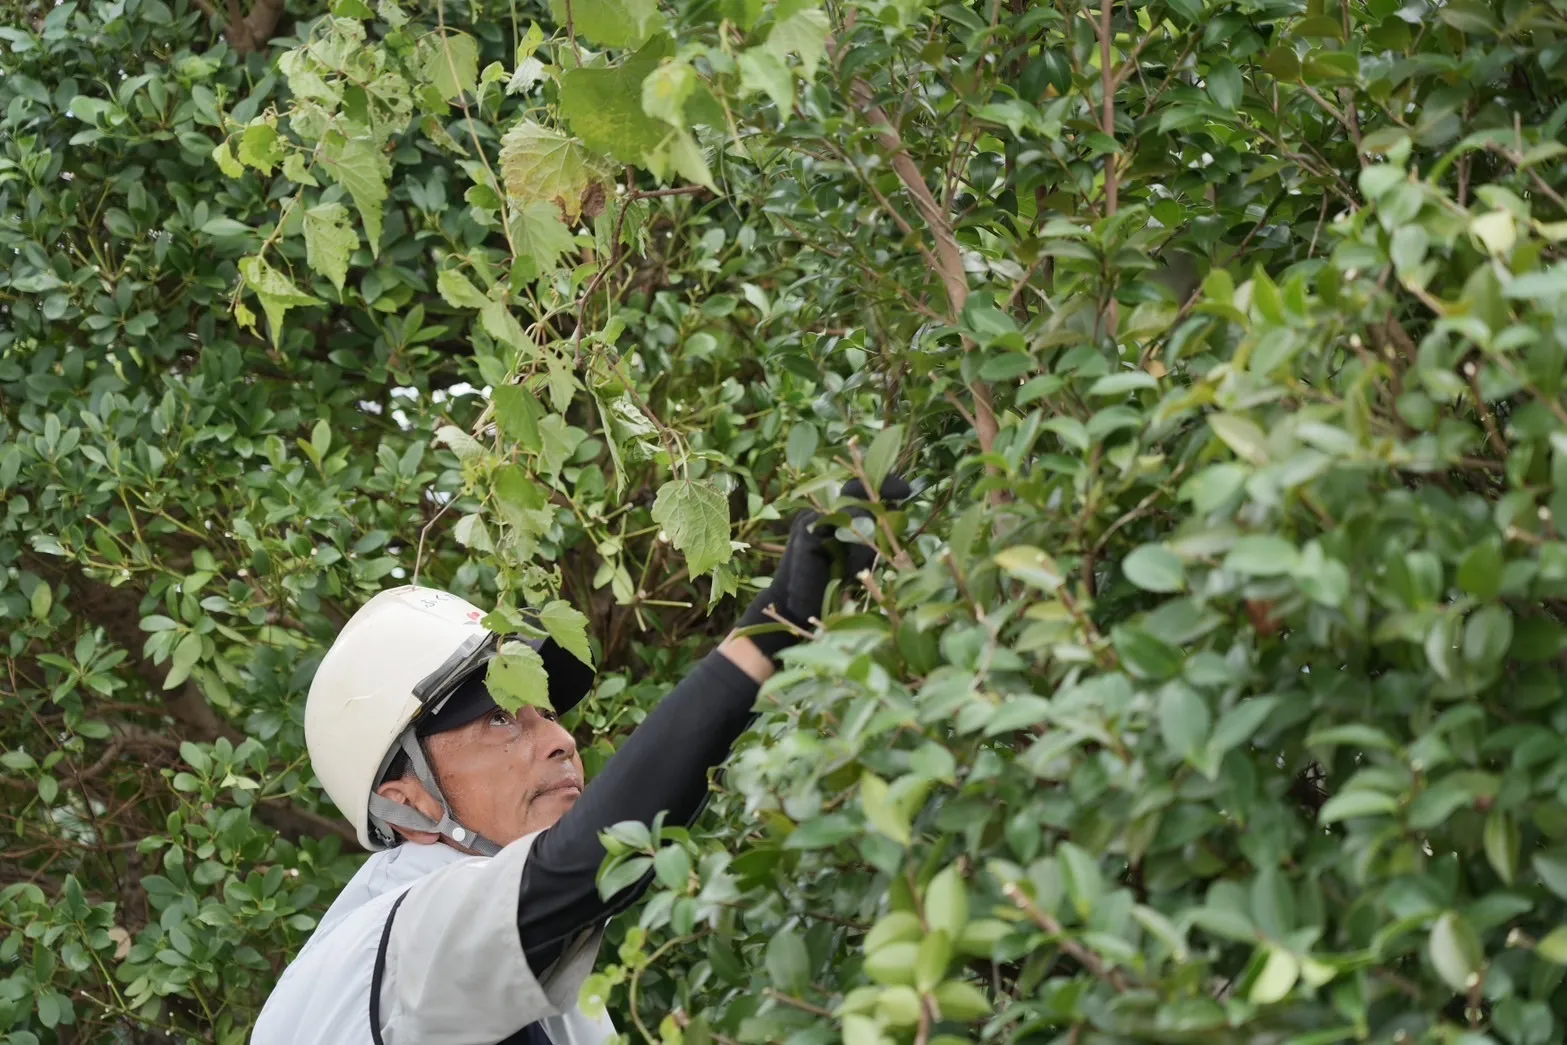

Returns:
514,476,909,974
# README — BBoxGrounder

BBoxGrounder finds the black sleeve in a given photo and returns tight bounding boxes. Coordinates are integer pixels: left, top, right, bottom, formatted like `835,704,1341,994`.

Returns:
516,650,761,975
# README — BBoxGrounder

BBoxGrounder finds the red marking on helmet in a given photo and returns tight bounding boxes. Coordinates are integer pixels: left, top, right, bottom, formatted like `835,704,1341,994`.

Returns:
467,610,482,621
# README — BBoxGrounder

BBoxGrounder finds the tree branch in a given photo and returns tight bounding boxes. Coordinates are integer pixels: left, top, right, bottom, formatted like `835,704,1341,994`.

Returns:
828,33,1000,461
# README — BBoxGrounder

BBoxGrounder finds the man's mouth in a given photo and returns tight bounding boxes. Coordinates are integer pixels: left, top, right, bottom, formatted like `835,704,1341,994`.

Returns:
538,779,583,799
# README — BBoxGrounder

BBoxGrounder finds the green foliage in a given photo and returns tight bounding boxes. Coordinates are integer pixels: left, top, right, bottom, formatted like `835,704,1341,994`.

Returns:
7,0,1567,1040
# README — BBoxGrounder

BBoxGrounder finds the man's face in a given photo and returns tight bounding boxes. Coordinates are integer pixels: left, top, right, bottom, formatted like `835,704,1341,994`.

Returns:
410,704,584,848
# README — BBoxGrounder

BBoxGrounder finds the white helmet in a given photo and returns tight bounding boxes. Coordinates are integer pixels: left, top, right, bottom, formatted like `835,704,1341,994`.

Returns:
305,585,594,853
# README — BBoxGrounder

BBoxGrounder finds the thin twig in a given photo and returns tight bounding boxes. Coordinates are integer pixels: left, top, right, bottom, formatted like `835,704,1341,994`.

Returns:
1002,881,1130,990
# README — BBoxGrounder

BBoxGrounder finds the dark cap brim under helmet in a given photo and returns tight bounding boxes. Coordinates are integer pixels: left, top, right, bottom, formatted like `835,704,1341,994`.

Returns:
416,634,595,737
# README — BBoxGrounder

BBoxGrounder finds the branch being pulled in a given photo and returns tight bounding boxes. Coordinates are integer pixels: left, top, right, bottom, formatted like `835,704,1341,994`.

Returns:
828,33,1000,461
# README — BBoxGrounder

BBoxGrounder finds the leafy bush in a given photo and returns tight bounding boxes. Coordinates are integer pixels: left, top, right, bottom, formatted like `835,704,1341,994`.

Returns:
6,0,1567,1040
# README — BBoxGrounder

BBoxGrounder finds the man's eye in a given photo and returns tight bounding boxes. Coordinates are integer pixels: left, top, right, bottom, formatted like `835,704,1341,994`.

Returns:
488,709,514,727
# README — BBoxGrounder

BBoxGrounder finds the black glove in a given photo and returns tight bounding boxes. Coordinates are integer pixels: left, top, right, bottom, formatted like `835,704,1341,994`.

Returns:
737,475,913,661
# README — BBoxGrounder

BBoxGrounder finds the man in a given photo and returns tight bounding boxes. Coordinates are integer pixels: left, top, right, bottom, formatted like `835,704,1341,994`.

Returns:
252,478,906,1045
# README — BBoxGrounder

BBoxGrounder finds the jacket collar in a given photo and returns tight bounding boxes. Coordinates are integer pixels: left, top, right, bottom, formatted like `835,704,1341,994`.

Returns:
304,841,473,954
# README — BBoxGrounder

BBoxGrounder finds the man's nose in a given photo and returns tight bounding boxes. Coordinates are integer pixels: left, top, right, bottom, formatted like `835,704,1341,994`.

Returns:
526,709,577,762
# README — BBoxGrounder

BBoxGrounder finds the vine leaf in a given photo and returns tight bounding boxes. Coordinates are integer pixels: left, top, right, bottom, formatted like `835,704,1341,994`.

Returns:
498,121,609,223
539,600,594,668
550,0,660,49
560,36,674,165
437,268,489,309
302,203,357,294
510,200,577,275
238,256,319,347
322,137,388,255
651,478,732,574
487,640,551,712
764,5,829,80
421,30,479,101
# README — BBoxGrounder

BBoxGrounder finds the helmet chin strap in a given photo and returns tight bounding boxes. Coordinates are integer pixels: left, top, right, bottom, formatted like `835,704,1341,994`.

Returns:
367,730,502,857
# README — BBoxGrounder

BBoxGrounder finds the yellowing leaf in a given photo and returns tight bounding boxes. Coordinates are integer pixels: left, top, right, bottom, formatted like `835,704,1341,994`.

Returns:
238,255,320,347
1471,210,1516,255
642,59,696,129
499,120,608,223
1250,947,1299,1004
860,771,911,845
1208,412,1269,464
302,202,356,294
211,140,244,178
651,478,732,574
994,545,1063,590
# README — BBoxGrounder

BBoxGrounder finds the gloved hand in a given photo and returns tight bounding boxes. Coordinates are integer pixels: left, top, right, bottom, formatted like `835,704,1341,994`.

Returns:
737,475,914,660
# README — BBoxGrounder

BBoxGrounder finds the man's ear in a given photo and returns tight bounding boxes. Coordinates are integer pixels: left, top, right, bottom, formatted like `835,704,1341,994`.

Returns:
374,776,444,846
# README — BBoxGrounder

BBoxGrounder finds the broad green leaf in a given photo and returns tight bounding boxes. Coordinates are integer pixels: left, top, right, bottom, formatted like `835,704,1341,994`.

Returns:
510,200,577,275
1483,810,1518,884
653,844,691,890
1538,926,1567,964
1319,790,1398,823
560,37,673,164
422,31,479,101
1158,682,1210,760
165,632,202,690
493,385,543,451
211,140,244,178
1428,911,1482,992
237,121,284,174
481,301,535,360
924,864,968,938
1206,59,1243,110
785,422,818,470
737,47,794,114
539,599,594,667
438,268,490,309
764,4,829,80
1123,544,1185,592
499,121,608,223
766,930,809,991
651,478,731,574
552,0,660,48
537,415,581,476
864,424,903,491
1462,604,1512,666
1224,535,1300,576
434,424,484,463
487,640,551,711
302,202,356,294
1112,625,1183,679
